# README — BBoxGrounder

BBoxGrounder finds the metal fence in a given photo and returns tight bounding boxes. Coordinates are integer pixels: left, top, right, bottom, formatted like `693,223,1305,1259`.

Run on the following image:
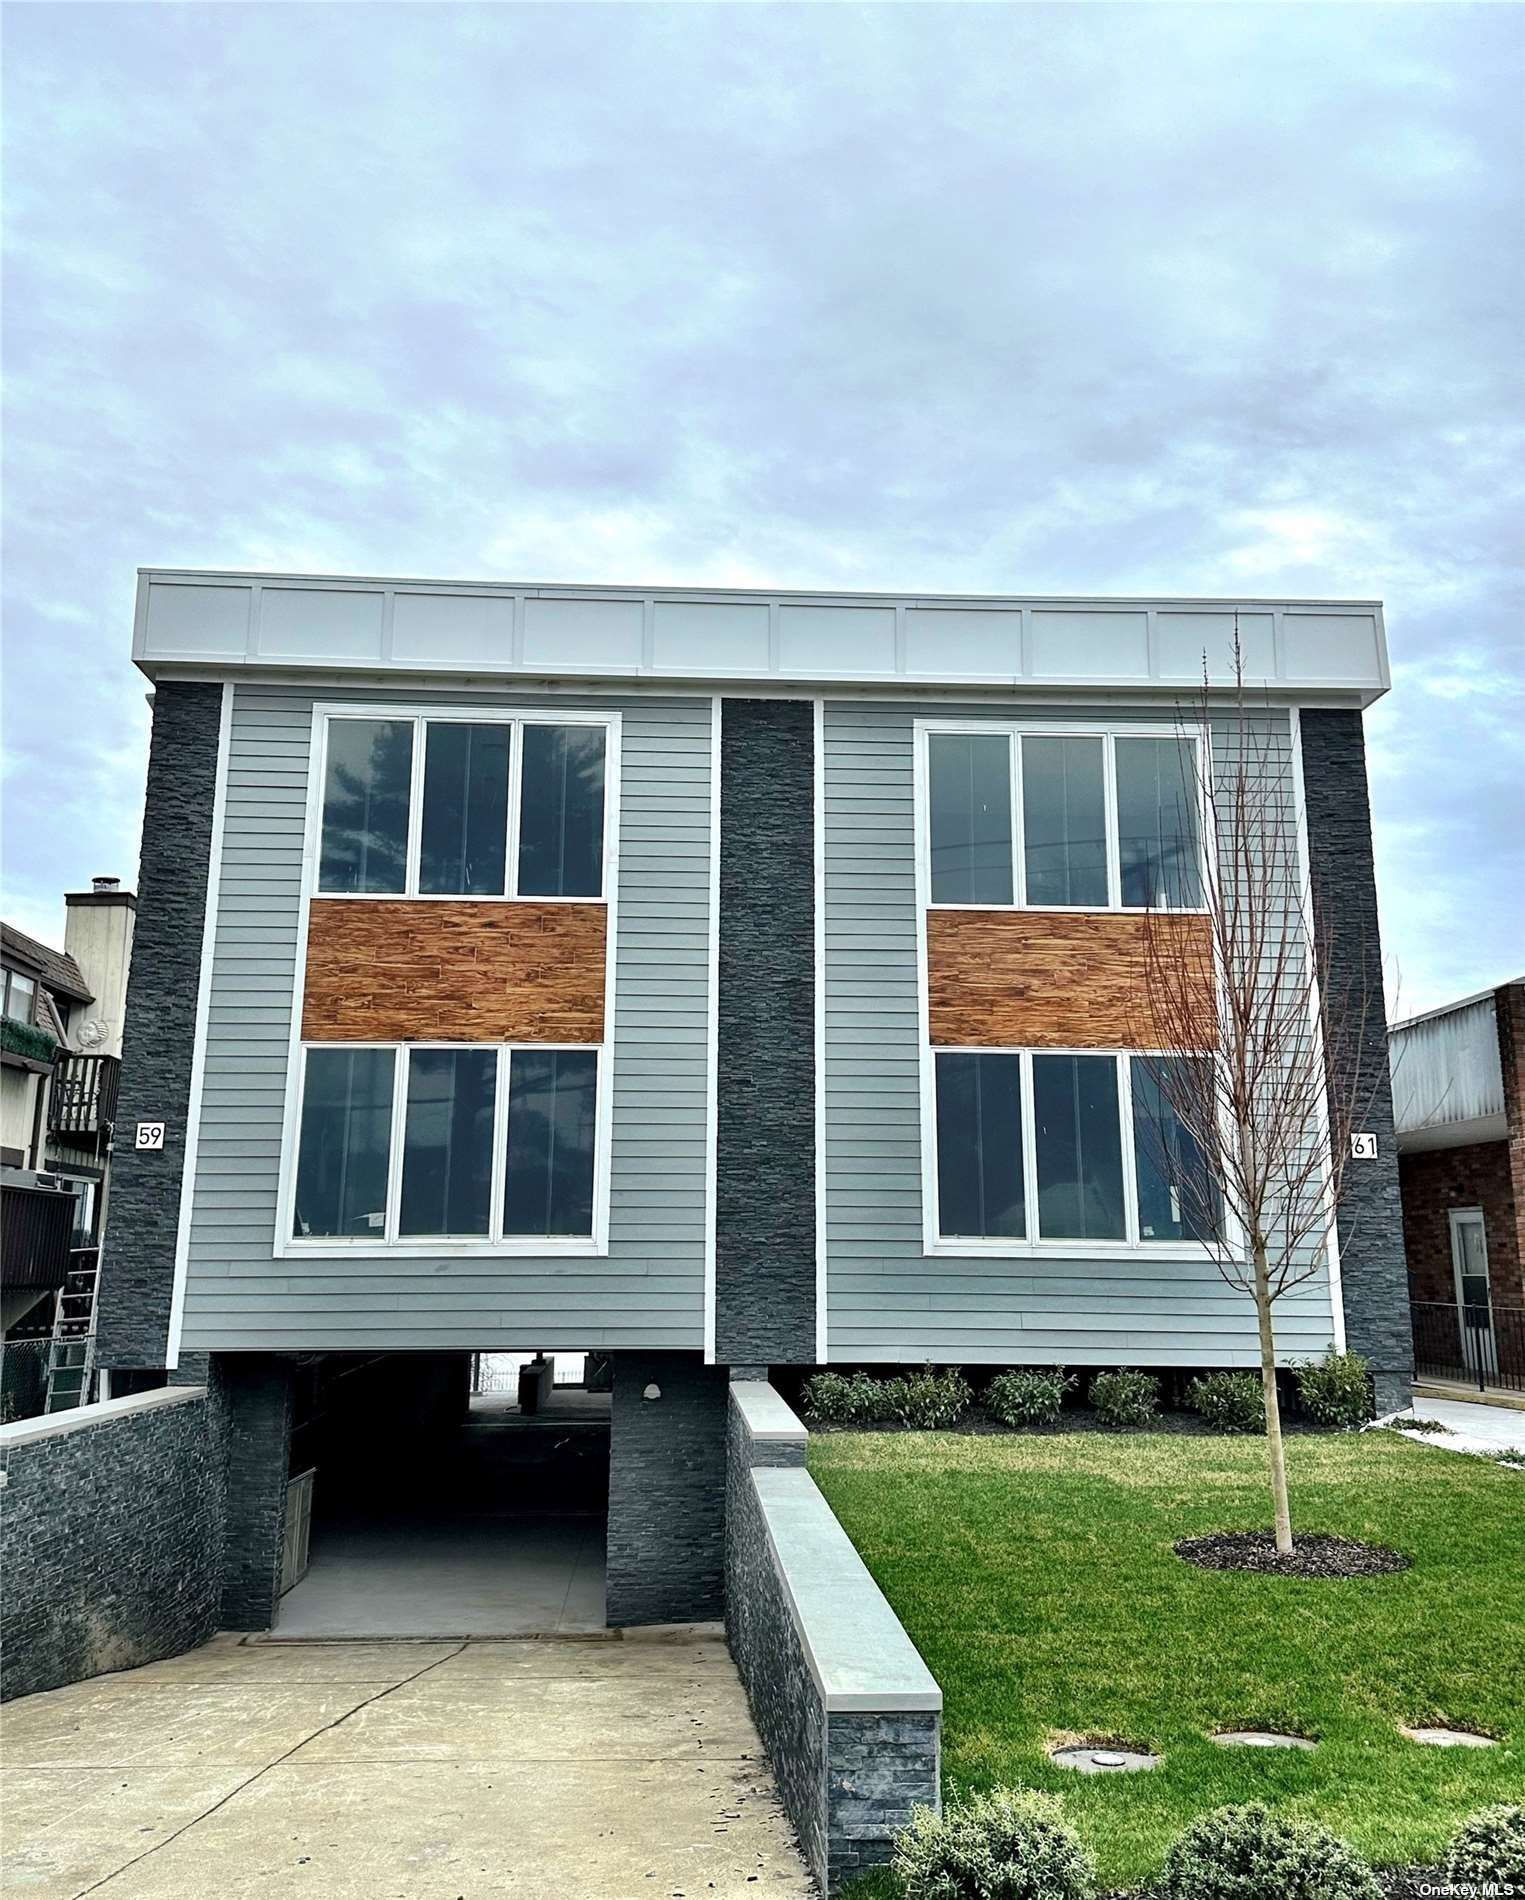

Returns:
471,1351,588,1394
1,1337,51,1424
1412,1299,1525,1395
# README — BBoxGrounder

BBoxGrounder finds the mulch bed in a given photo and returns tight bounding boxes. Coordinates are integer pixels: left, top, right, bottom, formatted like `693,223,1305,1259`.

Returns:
1174,1529,1412,1578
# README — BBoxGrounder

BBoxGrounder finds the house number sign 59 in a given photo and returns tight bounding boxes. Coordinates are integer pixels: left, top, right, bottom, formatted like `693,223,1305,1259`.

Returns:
1351,1133,1378,1160
135,1122,167,1150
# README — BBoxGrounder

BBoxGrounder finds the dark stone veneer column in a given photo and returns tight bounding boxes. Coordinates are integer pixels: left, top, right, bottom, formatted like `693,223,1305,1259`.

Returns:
97,681,225,1369
715,698,817,1365
606,1351,728,1625
1299,709,1412,1413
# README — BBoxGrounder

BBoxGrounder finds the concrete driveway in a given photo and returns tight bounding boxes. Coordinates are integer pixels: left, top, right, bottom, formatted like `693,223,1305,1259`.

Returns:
2,1632,815,1899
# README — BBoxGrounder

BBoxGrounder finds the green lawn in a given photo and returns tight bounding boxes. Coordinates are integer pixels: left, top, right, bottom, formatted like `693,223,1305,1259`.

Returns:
809,1427,1524,1889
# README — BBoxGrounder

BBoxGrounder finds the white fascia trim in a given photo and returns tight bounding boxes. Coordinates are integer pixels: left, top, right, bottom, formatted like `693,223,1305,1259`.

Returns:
813,696,828,1366
165,682,233,1369
1289,707,1346,1351
703,694,721,1364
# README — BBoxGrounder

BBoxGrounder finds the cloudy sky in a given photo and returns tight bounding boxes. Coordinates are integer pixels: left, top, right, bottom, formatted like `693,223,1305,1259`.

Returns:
3,3,1520,1015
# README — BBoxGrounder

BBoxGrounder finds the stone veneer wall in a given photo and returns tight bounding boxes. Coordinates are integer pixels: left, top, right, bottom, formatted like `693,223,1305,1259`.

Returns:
725,1381,941,1894
715,698,817,1364
0,1388,221,1701
606,1350,728,1626
96,681,224,1369
1299,709,1413,1413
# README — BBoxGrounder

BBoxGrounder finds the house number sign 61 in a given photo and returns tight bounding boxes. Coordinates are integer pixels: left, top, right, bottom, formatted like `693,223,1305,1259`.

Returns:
135,1122,167,1150
1351,1133,1378,1160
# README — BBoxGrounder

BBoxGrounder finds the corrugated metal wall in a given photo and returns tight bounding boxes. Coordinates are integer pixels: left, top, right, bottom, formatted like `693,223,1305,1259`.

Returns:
820,699,1336,1367
179,683,712,1353
1390,997,1503,1135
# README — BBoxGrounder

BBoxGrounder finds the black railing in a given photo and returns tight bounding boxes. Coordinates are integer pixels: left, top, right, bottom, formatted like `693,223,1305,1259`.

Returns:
0,1182,75,1291
49,1052,120,1137
1412,1299,1525,1395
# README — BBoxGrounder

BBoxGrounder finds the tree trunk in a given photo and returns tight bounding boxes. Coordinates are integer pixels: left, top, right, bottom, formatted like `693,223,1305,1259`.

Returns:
1253,1239,1294,1554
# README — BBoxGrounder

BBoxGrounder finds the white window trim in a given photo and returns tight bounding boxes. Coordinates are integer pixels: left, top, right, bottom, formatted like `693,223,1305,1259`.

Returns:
309,702,617,904
274,699,621,1262
915,717,1212,917
921,1044,1238,1261
279,1038,610,1258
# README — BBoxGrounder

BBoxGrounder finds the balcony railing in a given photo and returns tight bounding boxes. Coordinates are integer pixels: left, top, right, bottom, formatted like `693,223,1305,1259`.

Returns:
0,1181,75,1291
1412,1299,1525,1396
49,1052,120,1138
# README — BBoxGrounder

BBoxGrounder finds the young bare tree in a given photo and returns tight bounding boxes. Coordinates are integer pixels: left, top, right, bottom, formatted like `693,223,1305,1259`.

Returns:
1129,641,1379,1554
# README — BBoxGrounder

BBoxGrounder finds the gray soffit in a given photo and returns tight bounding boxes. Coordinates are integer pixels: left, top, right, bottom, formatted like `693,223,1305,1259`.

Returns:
133,569,1391,704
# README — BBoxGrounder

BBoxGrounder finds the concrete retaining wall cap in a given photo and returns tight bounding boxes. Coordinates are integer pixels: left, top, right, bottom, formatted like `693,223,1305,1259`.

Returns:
752,1464,942,1714
0,1385,206,1450
731,1381,809,1445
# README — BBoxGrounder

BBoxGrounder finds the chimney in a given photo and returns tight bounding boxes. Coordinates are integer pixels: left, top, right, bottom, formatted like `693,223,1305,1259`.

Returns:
92,876,120,893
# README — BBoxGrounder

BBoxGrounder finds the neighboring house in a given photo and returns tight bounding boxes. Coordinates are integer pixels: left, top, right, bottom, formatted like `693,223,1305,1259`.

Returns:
1391,979,1525,1389
1,884,135,1415
91,569,1409,1634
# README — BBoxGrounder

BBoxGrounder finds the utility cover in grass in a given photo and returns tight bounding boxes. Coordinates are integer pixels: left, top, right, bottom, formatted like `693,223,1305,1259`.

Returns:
1400,1725,1499,1747
1048,1742,1161,1773
1175,1531,1411,1578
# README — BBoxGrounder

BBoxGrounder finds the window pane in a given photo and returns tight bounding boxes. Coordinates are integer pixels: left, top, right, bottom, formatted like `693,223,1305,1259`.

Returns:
929,734,1014,904
935,1052,1025,1238
1022,736,1108,906
5,970,36,1022
1116,738,1203,909
419,723,511,895
399,1049,496,1237
517,725,605,897
318,719,414,893
503,1049,597,1236
1132,1057,1221,1243
294,1048,395,1238
1033,1054,1125,1240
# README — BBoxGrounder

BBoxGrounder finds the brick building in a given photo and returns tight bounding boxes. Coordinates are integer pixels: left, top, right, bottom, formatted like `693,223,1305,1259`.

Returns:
1391,979,1525,1384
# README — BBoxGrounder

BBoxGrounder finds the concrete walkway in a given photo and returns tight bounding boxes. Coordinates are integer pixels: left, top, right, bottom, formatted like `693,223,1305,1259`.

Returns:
1,1633,815,1899
1394,1394,1525,1459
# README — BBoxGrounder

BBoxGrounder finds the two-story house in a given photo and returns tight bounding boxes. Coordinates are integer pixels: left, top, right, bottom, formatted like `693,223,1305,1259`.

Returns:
2,883,135,1416
94,570,1410,1634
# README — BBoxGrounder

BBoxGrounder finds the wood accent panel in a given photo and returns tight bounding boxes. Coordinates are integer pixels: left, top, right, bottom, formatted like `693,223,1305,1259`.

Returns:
928,909,1215,1050
302,900,606,1044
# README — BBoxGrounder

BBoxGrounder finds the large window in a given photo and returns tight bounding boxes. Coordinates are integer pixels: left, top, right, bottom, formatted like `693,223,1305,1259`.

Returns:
1130,1055,1221,1243
291,1043,603,1248
315,711,611,900
923,726,1205,912
932,1047,1223,1251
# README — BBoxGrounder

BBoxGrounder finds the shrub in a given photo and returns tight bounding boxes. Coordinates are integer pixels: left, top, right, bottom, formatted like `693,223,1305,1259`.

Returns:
1442,1805,1525,1886
888,1368,973,1429
986,1369,1074,1429
1089,1370,1161,1429
1157,1803,1380,1900
1188,1370,1266,1433
0,1018,58,1065
1294,1352,1373,1429
803,1371,884,1426
802,1368,970,1429
893,1787,1097,1900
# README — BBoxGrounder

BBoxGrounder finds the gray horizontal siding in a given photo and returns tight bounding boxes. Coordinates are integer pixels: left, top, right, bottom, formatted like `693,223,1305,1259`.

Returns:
181,683,713,1354
822,699,1336,1367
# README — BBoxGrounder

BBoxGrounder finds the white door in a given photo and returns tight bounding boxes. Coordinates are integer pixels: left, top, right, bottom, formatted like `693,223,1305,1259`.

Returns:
1448,1208,1497,1379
